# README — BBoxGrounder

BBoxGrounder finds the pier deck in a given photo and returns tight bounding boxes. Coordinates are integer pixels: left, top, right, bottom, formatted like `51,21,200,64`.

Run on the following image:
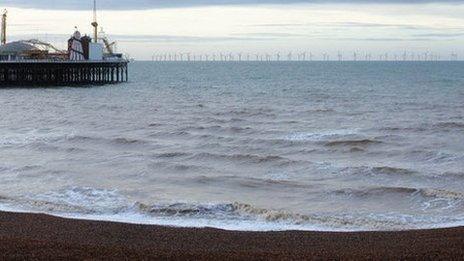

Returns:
0,60,128,86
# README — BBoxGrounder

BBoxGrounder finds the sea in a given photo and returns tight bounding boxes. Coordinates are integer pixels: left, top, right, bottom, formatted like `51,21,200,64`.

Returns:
1,61,463,231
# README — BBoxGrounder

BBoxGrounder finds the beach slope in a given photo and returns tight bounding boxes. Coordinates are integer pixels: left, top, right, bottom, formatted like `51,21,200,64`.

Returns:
1,211,463,260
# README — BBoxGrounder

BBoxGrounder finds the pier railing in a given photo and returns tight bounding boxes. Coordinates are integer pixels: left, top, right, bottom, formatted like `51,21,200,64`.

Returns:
0,59,129,86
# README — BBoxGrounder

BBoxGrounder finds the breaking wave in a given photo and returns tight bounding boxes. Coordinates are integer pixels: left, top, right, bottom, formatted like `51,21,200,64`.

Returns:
2,186,464,231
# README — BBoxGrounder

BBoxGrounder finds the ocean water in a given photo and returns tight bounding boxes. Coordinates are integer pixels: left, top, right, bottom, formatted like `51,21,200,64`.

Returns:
1,61,464,231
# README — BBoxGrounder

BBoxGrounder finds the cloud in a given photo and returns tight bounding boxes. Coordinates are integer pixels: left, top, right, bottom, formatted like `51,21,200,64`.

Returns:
413,32,464,37
231,32,306,37
3,0,464,10
8,33,283,43
251,22,464,30
318,37,439,41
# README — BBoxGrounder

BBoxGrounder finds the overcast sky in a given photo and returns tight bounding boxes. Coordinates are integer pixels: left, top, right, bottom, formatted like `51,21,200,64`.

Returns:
3,0,464,60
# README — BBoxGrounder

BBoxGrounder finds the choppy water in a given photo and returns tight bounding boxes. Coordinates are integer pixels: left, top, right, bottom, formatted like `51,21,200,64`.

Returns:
1,61,464,231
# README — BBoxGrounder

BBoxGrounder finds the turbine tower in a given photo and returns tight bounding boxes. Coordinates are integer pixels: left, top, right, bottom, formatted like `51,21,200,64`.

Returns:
91,0,98,43
1,9,7,45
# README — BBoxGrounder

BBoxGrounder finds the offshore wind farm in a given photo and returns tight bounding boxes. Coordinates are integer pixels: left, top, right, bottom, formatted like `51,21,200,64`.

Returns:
151,51,456,62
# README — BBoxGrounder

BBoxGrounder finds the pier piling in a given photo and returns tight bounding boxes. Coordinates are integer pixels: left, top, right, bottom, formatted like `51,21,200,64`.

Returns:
0,60,128,86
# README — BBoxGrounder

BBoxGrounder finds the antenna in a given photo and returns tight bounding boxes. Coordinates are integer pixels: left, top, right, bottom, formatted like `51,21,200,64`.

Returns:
1,9,7,45
91,0,98,43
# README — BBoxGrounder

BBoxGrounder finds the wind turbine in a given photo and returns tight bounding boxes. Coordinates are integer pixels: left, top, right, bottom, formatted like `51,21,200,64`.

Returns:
338,52,343,62
265,53,271,62
365,53,371,61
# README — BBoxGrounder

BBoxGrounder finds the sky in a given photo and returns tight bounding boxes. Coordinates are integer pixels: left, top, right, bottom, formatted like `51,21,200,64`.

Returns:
3,0,464,60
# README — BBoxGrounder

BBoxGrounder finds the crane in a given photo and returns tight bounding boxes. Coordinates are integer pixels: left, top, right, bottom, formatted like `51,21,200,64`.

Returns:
91,0,98,43
98,28,116,54
1,9,7,45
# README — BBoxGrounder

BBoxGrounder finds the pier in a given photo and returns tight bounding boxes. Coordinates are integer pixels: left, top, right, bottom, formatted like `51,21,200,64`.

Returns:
0,60,128,86
0,2,129,87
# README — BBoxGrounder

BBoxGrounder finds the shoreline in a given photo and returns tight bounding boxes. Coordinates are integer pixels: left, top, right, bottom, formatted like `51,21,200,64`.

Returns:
1,211,464,260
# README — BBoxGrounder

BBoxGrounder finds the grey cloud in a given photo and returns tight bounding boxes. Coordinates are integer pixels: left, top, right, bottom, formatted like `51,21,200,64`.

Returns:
231,32,307,37
413,32,464,37
251,22,464,30
9,33,283,43
3,0,464,10
318,37,440,41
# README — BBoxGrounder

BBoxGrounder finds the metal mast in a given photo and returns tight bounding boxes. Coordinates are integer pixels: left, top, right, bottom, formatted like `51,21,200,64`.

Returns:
91,0,98,43
1,9,7,45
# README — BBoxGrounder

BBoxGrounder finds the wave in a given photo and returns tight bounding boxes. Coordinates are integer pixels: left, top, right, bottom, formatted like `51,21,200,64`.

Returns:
378,126,428,132
440,172,464,179
339,166,418,178
68,135,149,147
0,131,75,147
372,166,417,175
2,186,464,231
212,108,276,118
380,122,464,133
111,137,146,145
333,186,464,201
191,175,310,189
405,150,459,163
324,139,381,147
434,122,464,130
285,129,360,142
188,152,297,166
154,152,190,158
150,162,217,173
179,125,254,134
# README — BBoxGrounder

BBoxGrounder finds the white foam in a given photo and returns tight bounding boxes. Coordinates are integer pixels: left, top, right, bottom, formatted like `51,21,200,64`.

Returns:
0,201,330,232
285,129,360,142
3,202,464,232
2,186,464,232
0,128,75,146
